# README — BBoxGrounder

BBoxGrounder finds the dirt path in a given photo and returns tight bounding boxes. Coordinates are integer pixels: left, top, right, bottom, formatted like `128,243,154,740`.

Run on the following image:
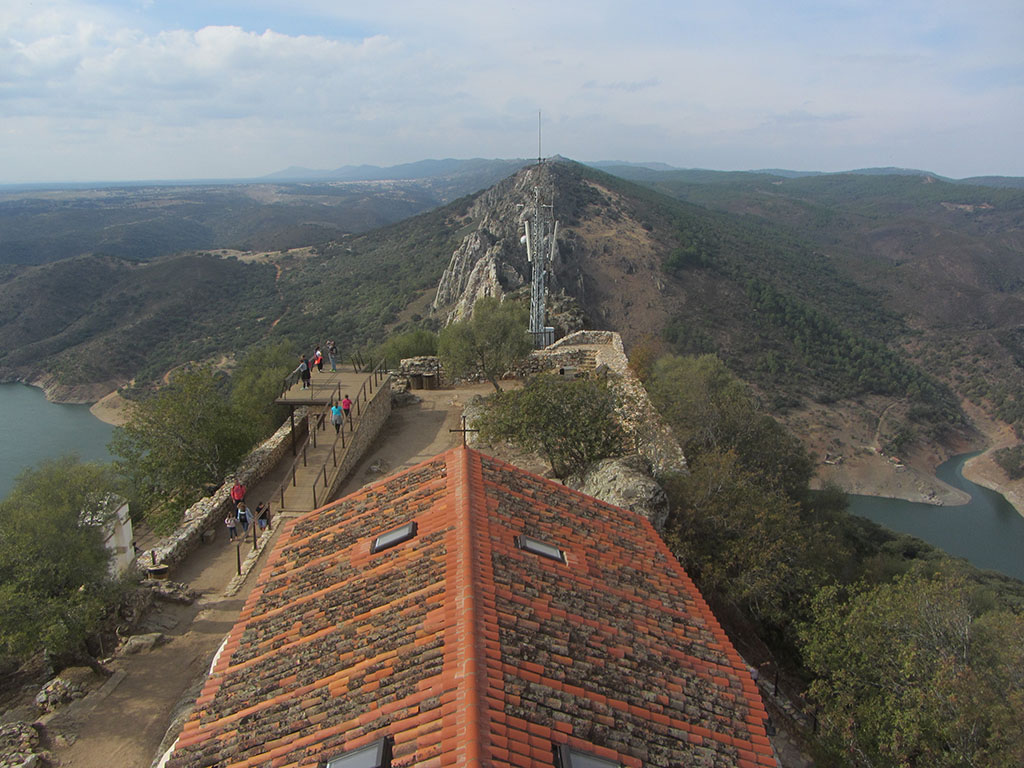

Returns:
43,384,493,767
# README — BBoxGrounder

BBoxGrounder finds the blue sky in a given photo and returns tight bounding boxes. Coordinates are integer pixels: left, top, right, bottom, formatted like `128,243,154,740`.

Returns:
1,0,1021,183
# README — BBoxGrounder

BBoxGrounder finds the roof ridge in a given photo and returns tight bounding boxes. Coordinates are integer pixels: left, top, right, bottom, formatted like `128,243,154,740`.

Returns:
445,446,490,764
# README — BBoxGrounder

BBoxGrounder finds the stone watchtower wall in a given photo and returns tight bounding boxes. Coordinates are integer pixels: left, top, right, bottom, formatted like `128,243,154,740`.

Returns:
539,330,688,480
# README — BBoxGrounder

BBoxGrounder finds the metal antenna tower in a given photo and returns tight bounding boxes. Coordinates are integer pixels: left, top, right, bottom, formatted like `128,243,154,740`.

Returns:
522,173,558,348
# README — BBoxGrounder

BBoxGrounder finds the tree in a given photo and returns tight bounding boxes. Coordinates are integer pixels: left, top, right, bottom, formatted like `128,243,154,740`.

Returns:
661,450,833,627
111,366,249,526
376,328,438,368
0,457,123,671
437,297,531,392
800,571,1024,767
229,340,297,444
647,353,814,500
477,374,626,480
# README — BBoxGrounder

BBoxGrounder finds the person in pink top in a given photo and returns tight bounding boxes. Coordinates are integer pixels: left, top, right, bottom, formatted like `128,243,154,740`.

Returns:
341,395,352,421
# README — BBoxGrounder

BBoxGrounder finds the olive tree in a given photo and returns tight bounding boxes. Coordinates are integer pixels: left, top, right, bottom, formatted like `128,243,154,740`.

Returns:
111,365,249,526
0,457,123,671
477,373,626,480
437,297,531,392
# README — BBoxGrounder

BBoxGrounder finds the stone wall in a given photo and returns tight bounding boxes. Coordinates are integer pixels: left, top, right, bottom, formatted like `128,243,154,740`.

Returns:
134,411,308,572
514,349,593,377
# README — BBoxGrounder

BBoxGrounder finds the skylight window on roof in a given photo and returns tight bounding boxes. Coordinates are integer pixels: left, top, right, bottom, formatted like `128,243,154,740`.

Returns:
325,737,392,768
515,534,566,563
553,744,621,768
370,522,417,554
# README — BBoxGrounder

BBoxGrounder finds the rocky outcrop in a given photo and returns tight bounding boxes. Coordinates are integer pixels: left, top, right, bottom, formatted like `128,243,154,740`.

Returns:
433,164,563,324
571,454,670,531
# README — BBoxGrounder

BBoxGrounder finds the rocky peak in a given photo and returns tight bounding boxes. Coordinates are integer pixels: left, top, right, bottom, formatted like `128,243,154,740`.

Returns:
432,163,557,323
430,160,671,346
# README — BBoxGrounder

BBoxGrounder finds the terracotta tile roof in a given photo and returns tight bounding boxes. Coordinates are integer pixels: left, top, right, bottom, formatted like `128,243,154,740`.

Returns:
166,447,774,768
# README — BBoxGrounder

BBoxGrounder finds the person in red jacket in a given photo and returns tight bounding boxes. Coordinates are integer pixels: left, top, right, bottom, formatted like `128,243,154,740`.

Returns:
230,479,246,507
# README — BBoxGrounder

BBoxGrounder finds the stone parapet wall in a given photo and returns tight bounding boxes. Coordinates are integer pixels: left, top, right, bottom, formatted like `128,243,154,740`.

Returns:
514,349,593,377
135,411,308,572
399,356,442,377
546,329,620,349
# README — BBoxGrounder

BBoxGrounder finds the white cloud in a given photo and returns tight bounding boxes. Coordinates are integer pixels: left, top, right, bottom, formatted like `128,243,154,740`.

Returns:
0,0,1021,182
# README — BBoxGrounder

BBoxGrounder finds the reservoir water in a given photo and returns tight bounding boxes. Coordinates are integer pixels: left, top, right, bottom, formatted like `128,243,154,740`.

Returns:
0,383,115,500
848,452,1024,582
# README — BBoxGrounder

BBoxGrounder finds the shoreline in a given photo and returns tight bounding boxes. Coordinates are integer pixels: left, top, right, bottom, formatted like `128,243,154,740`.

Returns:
816,400,1024,521
1,375,130,427
89,390,131,427
957,400,1024,519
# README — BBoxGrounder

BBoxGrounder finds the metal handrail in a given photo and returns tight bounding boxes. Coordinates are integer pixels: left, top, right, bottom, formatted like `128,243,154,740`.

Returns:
277,359,388,513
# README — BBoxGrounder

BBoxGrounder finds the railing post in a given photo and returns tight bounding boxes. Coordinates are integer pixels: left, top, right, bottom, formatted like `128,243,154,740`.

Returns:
322,465,328,487
332,445,337,467
292,465,297,486
280,486,285,507
312,483,318,508
302,445,307,468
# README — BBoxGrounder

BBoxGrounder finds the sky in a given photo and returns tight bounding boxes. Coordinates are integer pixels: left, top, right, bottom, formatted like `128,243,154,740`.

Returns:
2,0,1022,184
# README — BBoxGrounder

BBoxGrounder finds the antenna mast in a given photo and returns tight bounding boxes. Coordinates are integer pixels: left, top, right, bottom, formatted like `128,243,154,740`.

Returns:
538,110,542,165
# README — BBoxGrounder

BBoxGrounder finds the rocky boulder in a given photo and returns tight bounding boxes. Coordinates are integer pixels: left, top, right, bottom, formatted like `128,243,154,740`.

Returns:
571,454,669,531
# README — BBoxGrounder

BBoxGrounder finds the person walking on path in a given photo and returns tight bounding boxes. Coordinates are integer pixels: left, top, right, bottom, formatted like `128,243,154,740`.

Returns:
327,340,338,372
224,514,238,541
314,347,324,372
230,479,246,507
295,356,311,389
255,502,269,532
331,402,343,434
236,501,254,534
341,394,352,422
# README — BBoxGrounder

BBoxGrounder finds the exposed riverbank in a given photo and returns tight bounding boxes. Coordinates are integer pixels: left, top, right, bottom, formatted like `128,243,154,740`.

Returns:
812,398,1024,520
89,390,131,427
0,374,131,427
958,401,1024,519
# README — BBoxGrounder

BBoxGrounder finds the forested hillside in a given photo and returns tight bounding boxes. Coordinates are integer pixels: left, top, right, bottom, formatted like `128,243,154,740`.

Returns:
3,158,1023,476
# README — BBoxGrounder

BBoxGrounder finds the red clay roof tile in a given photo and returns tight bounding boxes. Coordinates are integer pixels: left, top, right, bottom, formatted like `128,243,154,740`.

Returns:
166,448,773,767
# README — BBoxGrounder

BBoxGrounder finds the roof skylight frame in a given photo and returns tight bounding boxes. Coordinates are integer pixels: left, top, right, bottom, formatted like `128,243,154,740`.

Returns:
515,534,566,564
553,744,622,768
370,521,418,554
324,736,393,768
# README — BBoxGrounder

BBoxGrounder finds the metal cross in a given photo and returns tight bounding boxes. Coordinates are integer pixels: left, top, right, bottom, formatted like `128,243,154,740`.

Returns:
449,415,479,447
